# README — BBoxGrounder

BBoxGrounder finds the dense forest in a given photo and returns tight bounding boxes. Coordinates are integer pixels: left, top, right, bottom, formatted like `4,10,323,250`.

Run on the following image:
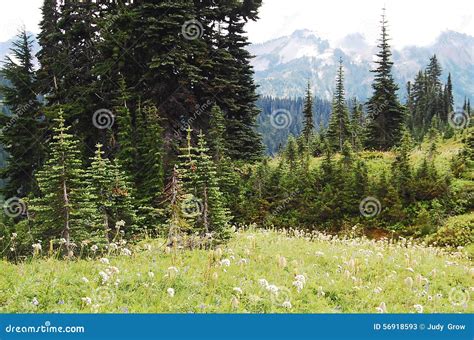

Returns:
0,1,472,261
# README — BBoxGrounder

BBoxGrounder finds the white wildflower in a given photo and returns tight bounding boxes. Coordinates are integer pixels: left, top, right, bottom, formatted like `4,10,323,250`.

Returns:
294,274,306,285
374,287,383,294
233,287,243,294
115,220,126,228
406,267,415,273
278,256,287,268
121,248,132,256
81,297,92,305
148,271,155,278
11,233,17,239
99,271,109,284
266,284,279,294
167,288,175,297
32,243,42,252
100,258,110,265
108,243,118,251
231,296,239,309
376,302,387,313
220,259,231,267
282,300,292,309
32,297,39,306
258,279,269,288
293,280,304,293
91,245,98,252
81,277,89,283
414,304,424,313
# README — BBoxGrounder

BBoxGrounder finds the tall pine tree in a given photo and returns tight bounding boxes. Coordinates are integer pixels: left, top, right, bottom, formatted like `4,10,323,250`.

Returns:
327,59,351,152
365,9,404,150
302,81,315,142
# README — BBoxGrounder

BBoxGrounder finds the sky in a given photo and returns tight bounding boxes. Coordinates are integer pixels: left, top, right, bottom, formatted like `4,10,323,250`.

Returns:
0,0,473,48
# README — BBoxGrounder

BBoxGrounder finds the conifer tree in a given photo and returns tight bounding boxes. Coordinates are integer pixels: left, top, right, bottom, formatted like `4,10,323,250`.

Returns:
391,129,413,203
443,73,454,121
0,30,43,198
365,9,404,150
285,135,298,170
29,110,95,256
114,76,137,177
87,143,137,241
302,81,315,142
134,105,165,212
350,99,365,151
327,59,351,152
195,131,231,239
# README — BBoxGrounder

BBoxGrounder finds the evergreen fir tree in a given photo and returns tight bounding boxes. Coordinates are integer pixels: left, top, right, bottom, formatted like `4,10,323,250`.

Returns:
302,81,315,142
350,99,365,151
327,59,351,152
391,128,413,203
87,143,137,241
443,73,454,121
29,110,95,256
195,131,231,239
365,9,404,150
0,30,44,198
285,135,298,170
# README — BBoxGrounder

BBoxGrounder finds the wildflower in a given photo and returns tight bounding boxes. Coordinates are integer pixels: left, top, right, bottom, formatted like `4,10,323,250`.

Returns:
404,277,414,288
258,279,269,288
121,248,132,256
114,279,121,287
58,300,65,305
266,284,279,294
214,248,223,258
108,243,118,251
32,297,39,306
406,267,415,273
115,220,126,228
231,296,239,309
282,300,292,309
293,280,304,293
294,274,306,285
144,244,152,251
32,243,42,252
220,259,231,267
414,304,424,313
99,271,109,284
108,266,120,275
278,256,287,268
168,266,179,274
59,238,67,245
376,302,387,313
237,258,249,265
315,251,325,257
212,272,219,281
81,277,89,283
317,286,326,297
100,258,110,265
374,287,383,294
167,288,175,297
233,287,243,294
11,233,17,239
91,245,98,252
148,271,155,278
82,297,92,305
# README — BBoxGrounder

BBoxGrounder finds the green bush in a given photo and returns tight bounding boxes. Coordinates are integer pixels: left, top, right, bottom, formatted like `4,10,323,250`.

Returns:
427,213,474,247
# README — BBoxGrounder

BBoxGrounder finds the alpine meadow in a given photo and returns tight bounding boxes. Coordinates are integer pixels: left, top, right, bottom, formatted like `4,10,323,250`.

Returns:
0,0,472,315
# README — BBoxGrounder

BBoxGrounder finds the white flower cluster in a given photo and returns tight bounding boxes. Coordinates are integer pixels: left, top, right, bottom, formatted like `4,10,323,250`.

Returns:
292,274,306,293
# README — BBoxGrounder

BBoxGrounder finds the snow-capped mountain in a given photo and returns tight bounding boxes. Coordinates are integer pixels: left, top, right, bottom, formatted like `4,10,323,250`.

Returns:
248,29,474,104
